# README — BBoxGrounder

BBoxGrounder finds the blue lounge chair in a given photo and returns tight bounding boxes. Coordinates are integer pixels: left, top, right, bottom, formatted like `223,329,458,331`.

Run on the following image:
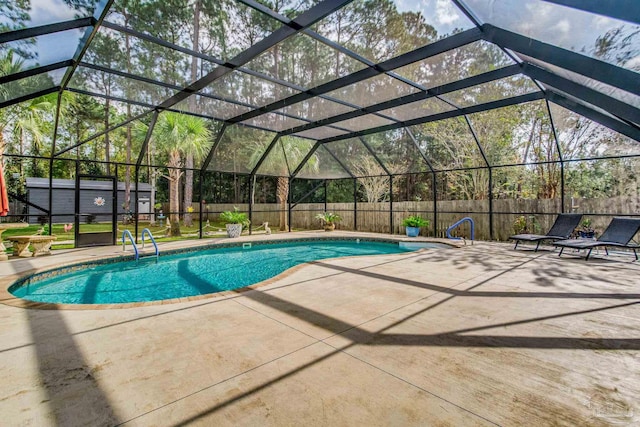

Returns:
553,217,640,260
510,213,583,251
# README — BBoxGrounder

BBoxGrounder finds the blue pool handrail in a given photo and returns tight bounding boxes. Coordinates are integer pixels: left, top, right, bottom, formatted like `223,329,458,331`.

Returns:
122,229,139,260
446,217,475,242
141,228,159,259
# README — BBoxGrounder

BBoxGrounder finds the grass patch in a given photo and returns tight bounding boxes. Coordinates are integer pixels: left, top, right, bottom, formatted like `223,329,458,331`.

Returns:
3,220,304,252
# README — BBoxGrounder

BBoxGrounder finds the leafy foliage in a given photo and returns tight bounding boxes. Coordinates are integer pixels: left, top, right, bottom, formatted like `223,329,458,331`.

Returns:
220,207,250,227
315,212,342,225
402,215,429,228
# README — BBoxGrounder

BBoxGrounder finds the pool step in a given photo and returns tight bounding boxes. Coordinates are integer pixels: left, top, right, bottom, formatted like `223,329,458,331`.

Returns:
138,248,160,258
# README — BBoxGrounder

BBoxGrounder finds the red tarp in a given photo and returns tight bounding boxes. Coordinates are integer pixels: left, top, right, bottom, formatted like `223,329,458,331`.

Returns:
0,164,9,217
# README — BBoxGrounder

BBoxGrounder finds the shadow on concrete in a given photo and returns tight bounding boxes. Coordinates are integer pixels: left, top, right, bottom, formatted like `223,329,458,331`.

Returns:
16,253,121,425
162,266,640,426
9,243,640,426
157,252,640,426
27,308,121,425
311,259,640,299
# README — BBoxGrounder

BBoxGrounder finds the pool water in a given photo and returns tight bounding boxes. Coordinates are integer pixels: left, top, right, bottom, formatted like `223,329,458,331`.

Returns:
10,240,444,305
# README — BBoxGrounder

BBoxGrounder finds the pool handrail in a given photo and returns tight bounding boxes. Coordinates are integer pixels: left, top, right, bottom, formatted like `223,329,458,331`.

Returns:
446,217,475,243
122,229,139,260
141,228,159,259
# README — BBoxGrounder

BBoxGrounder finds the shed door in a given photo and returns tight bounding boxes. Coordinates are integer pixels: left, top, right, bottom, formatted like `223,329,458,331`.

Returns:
75,175,117,247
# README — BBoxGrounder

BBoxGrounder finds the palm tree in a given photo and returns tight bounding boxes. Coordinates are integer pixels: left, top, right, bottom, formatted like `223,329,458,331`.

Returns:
0,51,56,160
249,136,317,231
10,93,56,177
152,112,212,236
0,51,28,158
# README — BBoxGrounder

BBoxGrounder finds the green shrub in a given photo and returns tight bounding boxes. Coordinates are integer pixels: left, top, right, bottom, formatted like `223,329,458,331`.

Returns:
315,212,342,225
219,207,250,227
402,215,430,228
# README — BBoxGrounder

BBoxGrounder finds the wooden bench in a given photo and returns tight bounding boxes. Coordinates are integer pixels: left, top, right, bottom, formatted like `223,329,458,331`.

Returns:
8,235,57,257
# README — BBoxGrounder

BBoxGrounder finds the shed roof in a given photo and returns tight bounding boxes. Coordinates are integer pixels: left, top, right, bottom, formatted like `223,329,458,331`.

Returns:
26,178,152,192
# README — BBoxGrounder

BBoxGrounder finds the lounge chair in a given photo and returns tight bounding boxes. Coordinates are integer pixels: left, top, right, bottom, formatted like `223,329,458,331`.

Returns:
553,217,640,260
510,213,583,251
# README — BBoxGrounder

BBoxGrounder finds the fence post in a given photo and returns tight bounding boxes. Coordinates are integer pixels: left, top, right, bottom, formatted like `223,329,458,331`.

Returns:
353,178,357,231
389,176,393,235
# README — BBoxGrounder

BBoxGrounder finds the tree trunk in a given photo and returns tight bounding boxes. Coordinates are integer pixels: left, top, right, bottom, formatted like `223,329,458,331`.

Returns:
168,151,182,236
19,129,24,177
104,97,110,175
183,0,201,228
169,171,181,236
183,156,193,226
149,143,156,225
251,175,256,205
123,25,132,212
124,106,132,212
277,176,288,231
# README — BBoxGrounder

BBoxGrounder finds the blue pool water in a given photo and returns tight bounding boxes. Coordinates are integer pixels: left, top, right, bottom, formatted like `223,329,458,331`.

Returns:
10,240,446,305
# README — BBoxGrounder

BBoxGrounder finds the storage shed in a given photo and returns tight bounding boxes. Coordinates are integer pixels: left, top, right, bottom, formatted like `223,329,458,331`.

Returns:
26,178,152,224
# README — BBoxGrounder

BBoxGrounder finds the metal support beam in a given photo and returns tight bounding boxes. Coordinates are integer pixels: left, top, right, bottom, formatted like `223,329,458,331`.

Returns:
488,168,493,240
291,179,326,209
101,19,390,123
359,137,391,176
66,87,160,110
287,177,293,232
0,17,94,44
60,0,115,92
450,0,482,27
541,0,640,25
291,143,321,178
406,128,437,237
546,92,640,142
134,168,140,240
199,171,204,239
281,64,520,137
0,86,60,110
322,145,356,178
45,157,54,234
353,178,358,231
464,116,493,239
47,94,64,234
483,24,639,97
320,92,545,144
389,176,394,234
157,0,356,112
324,180,328,213
201,124,228,172
136,111,159,166
0,61,72,86
405,128,435,173
54,110,149,157
50,94,63,158
250,136,281,176
433,171,438,238
73,161,80,244
228,28,483,124
248,176,253,235
545,99,565,213
237,0,428,97
522,63,640,126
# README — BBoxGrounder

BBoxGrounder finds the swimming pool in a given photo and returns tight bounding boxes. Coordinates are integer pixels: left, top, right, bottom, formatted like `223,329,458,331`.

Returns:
9,239,449,305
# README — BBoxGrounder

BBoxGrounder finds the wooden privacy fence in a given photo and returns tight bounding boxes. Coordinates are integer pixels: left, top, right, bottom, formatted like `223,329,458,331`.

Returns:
189,196,639,241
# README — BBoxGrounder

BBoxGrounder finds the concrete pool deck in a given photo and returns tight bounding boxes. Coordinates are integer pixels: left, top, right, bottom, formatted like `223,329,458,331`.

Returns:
0,231,638,425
